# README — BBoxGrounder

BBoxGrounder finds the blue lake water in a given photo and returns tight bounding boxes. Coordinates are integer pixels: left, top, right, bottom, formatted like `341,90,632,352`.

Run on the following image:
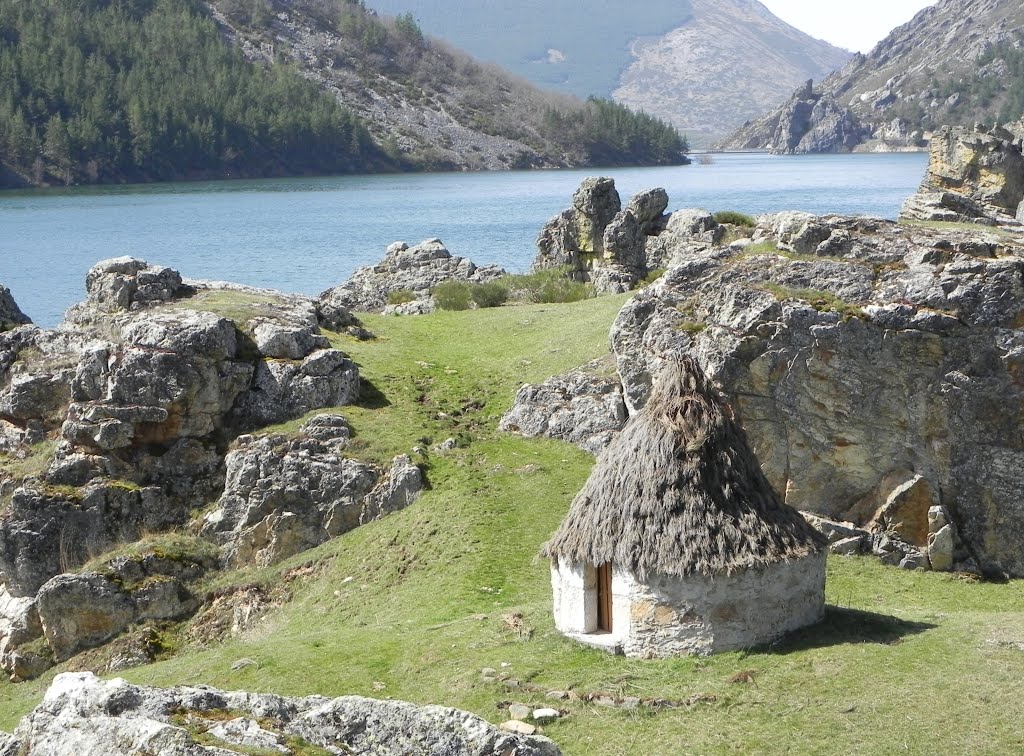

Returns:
0,152,928,327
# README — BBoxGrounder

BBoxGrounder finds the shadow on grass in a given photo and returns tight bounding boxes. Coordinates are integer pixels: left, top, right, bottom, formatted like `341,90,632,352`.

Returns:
768,605,937,654
357,378,391,409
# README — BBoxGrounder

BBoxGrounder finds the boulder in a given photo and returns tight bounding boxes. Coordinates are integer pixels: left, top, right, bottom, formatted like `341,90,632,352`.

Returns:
10,672,562,756
0,286,30,332
318,239,506,313
202,417,423,568
610,213,1024,576
500,357,627,455
251,321,330,359
71,257,193,318
35,573,135,662
231,348,360,428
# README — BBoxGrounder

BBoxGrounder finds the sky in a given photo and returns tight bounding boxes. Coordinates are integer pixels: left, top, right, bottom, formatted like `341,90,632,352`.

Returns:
759,0,937,53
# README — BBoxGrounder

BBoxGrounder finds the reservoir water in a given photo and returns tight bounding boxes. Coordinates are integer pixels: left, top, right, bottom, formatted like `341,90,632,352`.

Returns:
1,152,928,327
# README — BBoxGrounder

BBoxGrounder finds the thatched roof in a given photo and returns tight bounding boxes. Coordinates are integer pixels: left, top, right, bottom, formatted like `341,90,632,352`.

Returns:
542,357,826,579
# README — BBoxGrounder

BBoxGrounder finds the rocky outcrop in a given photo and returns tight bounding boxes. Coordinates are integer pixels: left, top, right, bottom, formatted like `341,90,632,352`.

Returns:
500,358,627,455
318,239,506,314
0,287,30,332
36,569,201,662
609,213,1024,577
201,415,424,568
9,672,562,756
900,123,1024,225
718,0,1024,153
532,179,673,293
718,80,868,154
0,260,369,644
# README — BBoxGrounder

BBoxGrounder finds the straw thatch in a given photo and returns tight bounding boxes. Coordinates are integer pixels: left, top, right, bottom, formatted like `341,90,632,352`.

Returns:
543,357,826,579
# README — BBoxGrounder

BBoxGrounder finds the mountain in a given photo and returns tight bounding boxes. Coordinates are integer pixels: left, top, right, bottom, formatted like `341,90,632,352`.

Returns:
365,0,850,146
0,0,687,189
718,0,1024,153
612,0,851,146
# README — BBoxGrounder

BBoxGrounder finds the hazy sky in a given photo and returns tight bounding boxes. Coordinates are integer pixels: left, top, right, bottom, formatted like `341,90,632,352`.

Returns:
760,0,937,53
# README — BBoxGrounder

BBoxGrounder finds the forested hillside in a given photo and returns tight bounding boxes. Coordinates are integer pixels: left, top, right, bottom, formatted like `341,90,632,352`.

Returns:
0,0,389,186
0,0,688,188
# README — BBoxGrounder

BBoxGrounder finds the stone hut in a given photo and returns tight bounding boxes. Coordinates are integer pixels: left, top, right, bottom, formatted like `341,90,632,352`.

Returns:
542,358,827,657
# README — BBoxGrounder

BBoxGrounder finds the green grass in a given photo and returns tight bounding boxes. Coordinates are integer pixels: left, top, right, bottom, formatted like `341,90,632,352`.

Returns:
0,295,1021,755
0,440,56,481
166,290,298,329
761,284,865,321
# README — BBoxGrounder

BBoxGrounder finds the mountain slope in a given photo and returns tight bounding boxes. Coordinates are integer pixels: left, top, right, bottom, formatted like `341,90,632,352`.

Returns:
719,0,1024,153
365,0,849,145
612,0,851,145
363,0,697,100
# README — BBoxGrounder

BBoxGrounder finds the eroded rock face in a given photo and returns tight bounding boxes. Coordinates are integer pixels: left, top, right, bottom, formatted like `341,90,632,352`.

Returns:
202,416,423,568
0,287,30,332
11,672,562,756
500,358,627,455
611,213,1024,576
900,123,1024,224
319,239,506,313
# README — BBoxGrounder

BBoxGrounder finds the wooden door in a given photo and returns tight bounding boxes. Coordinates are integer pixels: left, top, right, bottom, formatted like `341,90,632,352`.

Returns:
596,562,612,633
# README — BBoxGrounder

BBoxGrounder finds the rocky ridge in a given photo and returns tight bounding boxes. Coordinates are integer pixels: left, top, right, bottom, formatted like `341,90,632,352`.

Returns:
0,259,425,679
719,0,1024,153
4,671,561,755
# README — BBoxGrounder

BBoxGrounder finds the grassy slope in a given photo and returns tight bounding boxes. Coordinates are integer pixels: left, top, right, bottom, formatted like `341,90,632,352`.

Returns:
1,296,1023,754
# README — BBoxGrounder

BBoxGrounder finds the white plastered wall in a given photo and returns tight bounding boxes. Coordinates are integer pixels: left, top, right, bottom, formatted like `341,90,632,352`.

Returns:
551,553,826,658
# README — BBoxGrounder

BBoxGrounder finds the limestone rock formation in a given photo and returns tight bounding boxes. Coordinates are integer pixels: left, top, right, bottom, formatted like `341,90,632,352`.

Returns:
609,212,1024,576
500,358,627,455
900,123,1024,224
532,178,673,293
201,415,423,568
0,287,30,332
319,239,506,313
8,672,562,756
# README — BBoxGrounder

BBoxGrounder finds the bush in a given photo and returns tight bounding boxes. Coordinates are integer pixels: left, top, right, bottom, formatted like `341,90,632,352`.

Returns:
433,281,472,311
503,268,594,304
713,211,756,227
470,281,509,308
387,289,417,305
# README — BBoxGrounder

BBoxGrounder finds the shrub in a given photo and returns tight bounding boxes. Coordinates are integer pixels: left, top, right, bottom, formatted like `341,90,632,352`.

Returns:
470,281,509,308
714,211,756,228
502,267,594,304
642,268,666,286
433,281,472,311
387,289,417,305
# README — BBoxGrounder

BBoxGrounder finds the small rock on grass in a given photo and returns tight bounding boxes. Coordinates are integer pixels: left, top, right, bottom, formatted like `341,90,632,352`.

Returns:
508,703,531,720
532,708,560,723
500,720,537,736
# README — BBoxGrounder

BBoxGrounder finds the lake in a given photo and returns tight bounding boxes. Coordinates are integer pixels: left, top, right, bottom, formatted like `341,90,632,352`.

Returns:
0,152,928,327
